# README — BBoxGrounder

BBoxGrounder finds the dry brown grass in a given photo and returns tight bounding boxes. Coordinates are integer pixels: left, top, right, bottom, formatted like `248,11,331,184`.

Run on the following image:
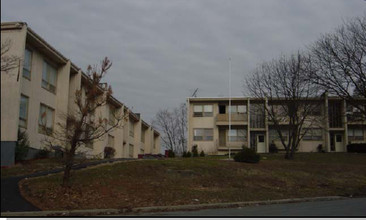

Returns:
19,153,366,211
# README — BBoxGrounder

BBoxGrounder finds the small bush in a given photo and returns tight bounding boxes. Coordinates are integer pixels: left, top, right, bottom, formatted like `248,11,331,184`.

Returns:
347,143,366,153
36,148,50,159
182,151,192,158
200,150,205,157
192,145,199,157
15,130,30,162
186,151,192,157
104,147,116,158
234,147,260,163
167,150,175,158
317,144,325,153
269,142,278,153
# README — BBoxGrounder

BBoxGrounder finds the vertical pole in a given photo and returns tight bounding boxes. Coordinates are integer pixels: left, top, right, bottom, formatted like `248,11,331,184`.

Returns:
229,57,232,159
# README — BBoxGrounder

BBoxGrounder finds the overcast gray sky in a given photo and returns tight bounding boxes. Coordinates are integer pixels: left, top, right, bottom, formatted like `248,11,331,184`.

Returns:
2,0,366,123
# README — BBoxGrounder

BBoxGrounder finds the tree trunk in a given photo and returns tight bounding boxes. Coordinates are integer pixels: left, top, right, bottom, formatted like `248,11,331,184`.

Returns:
285,146,290,159
62,161,73,187
62,145,76,187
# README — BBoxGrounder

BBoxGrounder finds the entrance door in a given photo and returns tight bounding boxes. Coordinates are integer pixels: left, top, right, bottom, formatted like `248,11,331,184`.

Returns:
335,134,343,152
219,129,226,146
257,134,266,153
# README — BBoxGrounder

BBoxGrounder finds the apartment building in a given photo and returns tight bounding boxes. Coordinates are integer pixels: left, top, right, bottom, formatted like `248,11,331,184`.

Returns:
1,22,160,166
187,96,365,155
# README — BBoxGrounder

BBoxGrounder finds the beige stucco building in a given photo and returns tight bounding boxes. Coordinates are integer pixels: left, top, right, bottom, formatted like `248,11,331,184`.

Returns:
187,96,365,155
1,22,160,166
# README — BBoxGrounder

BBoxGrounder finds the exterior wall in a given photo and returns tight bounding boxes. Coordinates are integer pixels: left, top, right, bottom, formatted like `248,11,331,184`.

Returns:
20,46,71,150
1,24,27,166
134,119,142,157
153,133,161,154
1,25,27,142
188,102,218,154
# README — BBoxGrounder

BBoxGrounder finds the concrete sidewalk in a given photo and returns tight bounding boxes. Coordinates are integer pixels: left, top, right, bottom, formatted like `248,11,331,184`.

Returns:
1,158,135,212
1,196,348,217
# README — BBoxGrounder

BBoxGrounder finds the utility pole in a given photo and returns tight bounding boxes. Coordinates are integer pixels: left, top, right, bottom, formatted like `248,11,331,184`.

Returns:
228,57,232,159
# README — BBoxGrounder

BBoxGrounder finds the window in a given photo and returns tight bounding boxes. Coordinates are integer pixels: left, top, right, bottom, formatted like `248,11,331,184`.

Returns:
129,121,134,137
19,95,29,128
193,105,213,117
193,128,213,141
309,105,322,116
269,105,287,117
38,104,54,134
23,48,32,79
348,128,364,141
42,61,57,93
269,129,288,142
303,129,323,141
108,135,115,148
108,106,116,125
229,105,247,114
228,129,247,142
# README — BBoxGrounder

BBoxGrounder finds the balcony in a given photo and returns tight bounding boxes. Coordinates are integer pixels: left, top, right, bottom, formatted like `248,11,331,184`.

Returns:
216,113,247,125
347,112,366,125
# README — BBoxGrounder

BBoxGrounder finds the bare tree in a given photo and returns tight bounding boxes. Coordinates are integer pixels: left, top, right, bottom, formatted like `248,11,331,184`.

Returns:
153,103,187,154
246,52,323,159
1,40,20,74
308,15,366,119
42,57,126,186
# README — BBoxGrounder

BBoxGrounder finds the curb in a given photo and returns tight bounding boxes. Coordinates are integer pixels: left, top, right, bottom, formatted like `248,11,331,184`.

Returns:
1,196,346,216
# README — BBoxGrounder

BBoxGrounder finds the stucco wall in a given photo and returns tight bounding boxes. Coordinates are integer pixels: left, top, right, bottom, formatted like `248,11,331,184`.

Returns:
1,27,26,142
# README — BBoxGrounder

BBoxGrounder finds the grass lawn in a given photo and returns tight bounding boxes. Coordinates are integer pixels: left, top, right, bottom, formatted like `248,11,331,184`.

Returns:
1,158,65,178
1,158,96,179
19,153,366,211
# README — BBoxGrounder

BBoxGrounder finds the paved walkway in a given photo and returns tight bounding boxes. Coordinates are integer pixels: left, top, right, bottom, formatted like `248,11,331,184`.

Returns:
1,158,134,212
141,197,366,216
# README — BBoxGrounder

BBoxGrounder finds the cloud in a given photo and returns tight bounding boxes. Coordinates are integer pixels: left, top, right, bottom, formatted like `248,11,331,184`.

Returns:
2,0,365,122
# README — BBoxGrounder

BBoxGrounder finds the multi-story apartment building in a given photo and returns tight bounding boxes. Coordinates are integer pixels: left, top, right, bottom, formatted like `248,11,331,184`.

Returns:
187,96,365,155
1,22,160,166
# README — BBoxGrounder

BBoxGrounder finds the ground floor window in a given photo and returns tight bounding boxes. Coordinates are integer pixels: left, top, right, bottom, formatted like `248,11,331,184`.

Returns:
269,129,288,142
193,128,213,141
227,129,246,142
19,95,29,128
38,103,55,135
348,128,364,141
303,128,323,141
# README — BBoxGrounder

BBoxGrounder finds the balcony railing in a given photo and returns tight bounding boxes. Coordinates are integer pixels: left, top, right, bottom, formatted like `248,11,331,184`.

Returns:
216,113,247,123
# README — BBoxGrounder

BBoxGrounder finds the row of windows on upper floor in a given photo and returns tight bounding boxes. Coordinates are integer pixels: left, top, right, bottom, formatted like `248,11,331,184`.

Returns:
192,103,365,118
193,104,247,117
20,94,151,145
23,48,58,94
193,104,323,117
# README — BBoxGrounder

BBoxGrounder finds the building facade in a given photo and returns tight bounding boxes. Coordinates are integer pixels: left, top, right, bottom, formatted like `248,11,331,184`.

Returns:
1,22,160,166
187,97,365,155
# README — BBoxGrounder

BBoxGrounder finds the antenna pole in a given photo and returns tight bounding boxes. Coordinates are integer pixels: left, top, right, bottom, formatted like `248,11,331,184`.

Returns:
229,57,232,159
